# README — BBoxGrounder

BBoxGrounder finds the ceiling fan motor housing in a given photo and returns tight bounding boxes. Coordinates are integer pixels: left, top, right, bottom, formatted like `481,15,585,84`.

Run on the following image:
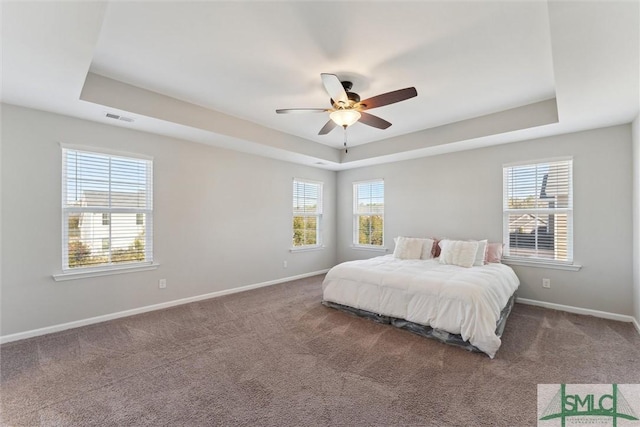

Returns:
330,81,360,108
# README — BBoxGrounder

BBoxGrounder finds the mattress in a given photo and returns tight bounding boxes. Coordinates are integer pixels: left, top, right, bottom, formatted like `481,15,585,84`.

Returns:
322,255,520,358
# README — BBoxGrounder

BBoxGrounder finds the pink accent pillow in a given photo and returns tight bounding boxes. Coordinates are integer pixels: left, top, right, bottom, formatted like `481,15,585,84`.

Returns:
431,238,441,258
485,243,504,263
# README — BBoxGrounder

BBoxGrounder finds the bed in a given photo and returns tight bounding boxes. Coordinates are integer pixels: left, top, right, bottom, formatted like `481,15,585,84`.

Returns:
322,253,520,358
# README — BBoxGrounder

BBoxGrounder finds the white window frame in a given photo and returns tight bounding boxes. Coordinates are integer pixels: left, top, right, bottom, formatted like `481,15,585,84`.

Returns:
291,178,323,250
57,145,156,279
353,179,385,249
502,158,578,269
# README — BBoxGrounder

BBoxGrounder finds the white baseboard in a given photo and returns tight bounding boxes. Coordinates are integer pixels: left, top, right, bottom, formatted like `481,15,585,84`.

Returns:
516,297,637,324
633,317,640,335
0,269,329,345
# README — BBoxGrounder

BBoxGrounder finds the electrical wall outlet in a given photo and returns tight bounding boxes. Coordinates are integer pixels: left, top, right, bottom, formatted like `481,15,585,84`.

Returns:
542,278,551,289
159,279,167,289
283,260,288,269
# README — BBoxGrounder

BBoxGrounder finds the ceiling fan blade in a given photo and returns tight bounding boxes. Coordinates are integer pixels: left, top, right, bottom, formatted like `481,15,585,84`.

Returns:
321,73,348,106
359,87,417,110
359,112,392,129
276,108,328,114
318,119,338,135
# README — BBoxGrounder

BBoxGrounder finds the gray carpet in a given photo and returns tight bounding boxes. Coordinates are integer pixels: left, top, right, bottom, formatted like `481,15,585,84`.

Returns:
1,274,639,426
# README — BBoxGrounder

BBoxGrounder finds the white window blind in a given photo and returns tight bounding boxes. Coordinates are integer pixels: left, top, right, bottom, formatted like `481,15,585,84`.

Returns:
353,180,384,246
62,148,153,270
292,179,323,247
503,159,573,263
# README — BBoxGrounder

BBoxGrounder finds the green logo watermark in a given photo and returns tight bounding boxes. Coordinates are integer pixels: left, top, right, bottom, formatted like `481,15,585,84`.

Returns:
538,384,639,427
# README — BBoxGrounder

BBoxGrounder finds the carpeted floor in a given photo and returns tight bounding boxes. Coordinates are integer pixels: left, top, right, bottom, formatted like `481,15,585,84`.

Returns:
1,274,639,426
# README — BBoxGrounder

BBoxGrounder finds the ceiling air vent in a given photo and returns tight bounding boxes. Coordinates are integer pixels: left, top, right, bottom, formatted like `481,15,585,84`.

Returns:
105,113,135,123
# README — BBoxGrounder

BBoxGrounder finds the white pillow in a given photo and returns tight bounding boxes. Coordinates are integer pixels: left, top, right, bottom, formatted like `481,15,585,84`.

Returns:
419,238,436,260
393,237,424,260
473,240,488,266
438,239,479,268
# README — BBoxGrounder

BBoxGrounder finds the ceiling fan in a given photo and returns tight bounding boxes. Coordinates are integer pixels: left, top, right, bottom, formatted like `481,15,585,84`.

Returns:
276,73,418,136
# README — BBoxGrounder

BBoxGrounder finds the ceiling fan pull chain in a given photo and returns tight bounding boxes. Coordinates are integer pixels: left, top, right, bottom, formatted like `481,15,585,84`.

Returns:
343,125,348,153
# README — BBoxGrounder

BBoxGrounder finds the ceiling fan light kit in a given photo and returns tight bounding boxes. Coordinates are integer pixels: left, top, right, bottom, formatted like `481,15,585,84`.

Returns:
330,109,361,127
276,73,418,149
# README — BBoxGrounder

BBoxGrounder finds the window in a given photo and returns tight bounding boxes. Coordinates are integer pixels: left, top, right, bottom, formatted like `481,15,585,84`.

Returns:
503,159,573,263
353,180,384,247
292,179,322,247
62,147,153,270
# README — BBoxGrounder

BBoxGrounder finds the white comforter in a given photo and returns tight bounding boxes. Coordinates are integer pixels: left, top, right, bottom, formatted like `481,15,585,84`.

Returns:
322,255,520,358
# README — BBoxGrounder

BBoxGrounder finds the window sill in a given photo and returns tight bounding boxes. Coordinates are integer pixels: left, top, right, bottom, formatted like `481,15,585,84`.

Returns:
351,245,388,253
502,258,582,271
289,245,325,253
53,263,160,281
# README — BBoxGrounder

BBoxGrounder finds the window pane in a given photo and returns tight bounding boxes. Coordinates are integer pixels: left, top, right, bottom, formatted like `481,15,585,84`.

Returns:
68,213,81,240
504,160,572,262
357,216,371,245
62,148,152,270
508,213,552,259
354,180,384,246
293,181,321,214
304,230,317,245
67,211,148,268
292,179,322,247
67,240,95,268
110,213,146,263
552,213,569,261
292,216,318,247
111,190,148,209
64,151,110,207
63,150,151,209
356,200,384,214
543,163,572,208
304,216,316,230
355,181,384,214
293,216,304,246
358,215,383,246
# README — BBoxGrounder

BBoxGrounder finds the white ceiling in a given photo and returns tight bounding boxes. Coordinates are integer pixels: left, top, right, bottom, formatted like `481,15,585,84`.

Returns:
2,1,638,170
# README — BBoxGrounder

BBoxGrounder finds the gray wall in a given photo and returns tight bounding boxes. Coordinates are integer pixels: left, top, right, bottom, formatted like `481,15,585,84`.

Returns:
633,116,640,323
0,105,337,336
1,103,636,337
337,125,634,315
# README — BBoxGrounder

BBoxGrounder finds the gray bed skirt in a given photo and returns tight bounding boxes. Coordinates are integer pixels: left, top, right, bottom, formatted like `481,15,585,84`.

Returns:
321,292,516,357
